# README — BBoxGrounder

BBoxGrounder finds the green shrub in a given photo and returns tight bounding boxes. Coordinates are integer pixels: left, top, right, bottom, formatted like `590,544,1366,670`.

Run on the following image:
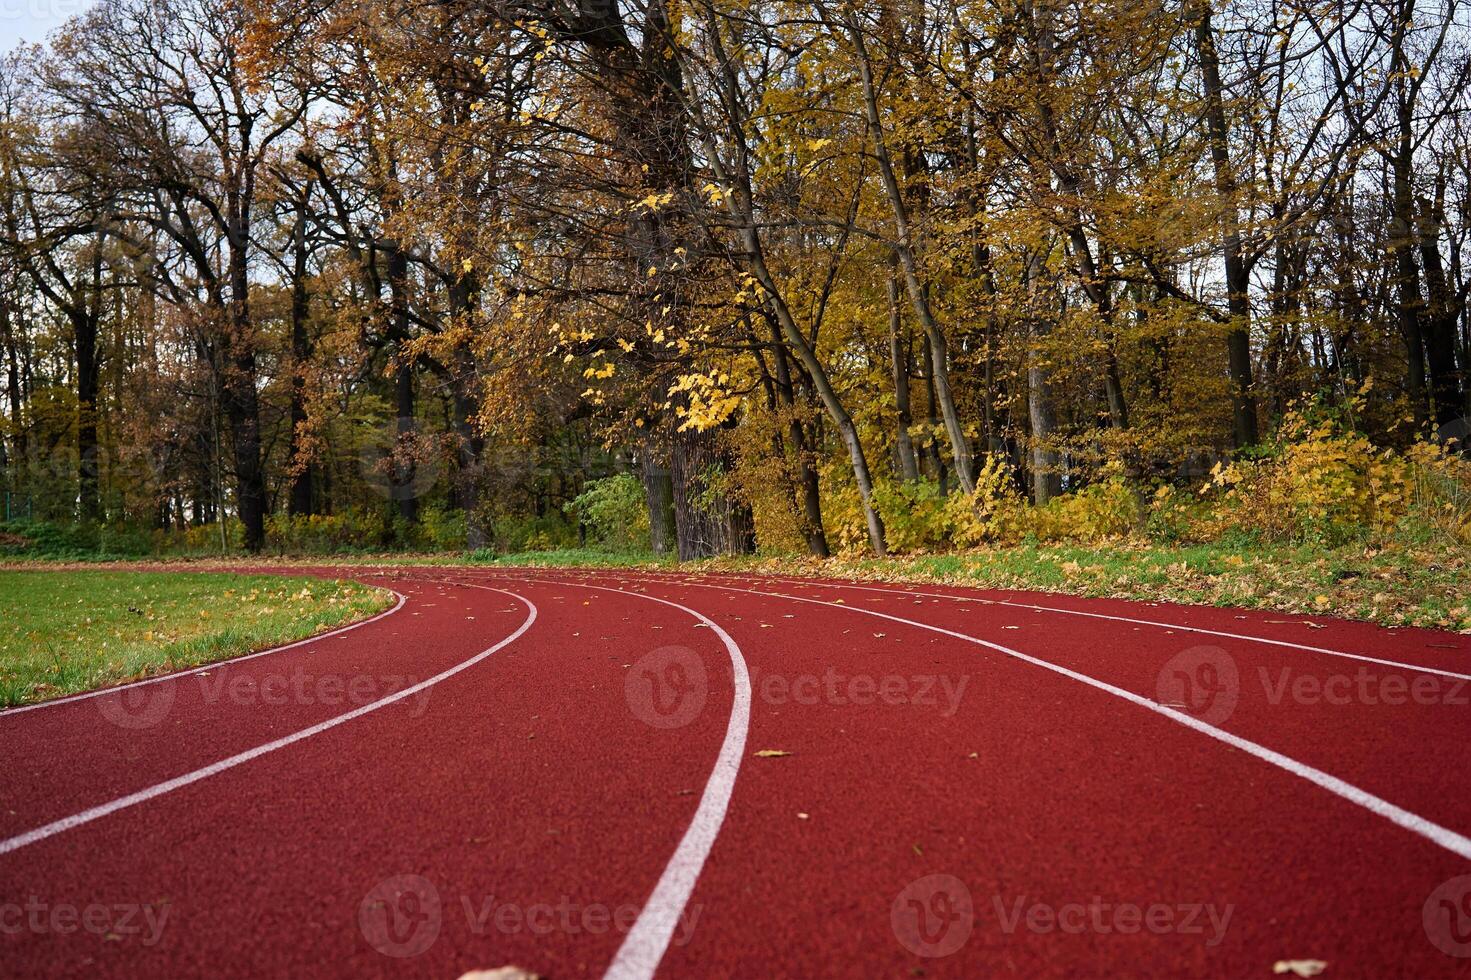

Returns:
565,474,649,551
492,512,579,552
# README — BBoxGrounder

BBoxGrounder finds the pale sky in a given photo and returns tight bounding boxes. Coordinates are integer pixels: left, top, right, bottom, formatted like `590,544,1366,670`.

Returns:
0,0,90,53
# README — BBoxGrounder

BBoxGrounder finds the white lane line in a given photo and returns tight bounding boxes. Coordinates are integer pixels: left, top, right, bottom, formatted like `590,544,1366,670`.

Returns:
1,588,410,717
435,576,751,980
503,567,1471,682
759,576,1471,681
585,575,1471,863
0,588,537,858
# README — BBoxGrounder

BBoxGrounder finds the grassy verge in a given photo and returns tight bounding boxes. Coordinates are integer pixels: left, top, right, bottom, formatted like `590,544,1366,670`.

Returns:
0,571,393,707
466,547,675,569
459,540,1471,633
5,537,1466,636
697,541,1471,633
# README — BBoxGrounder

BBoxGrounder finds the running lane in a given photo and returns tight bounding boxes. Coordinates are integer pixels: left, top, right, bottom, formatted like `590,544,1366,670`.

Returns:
5,565,1471,978
0,577,530,838
0,573,746,979
509,568,1471,836
462,567,1471,978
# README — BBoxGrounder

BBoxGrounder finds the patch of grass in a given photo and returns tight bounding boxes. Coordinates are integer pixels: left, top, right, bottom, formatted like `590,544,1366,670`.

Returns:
421,539,1471,632
9,536,1465,635
478,547,673,569
0,571,393,707
700,540,1471,633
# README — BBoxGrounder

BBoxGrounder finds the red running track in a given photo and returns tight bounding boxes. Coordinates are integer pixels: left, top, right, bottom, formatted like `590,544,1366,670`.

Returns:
2,565,1470,978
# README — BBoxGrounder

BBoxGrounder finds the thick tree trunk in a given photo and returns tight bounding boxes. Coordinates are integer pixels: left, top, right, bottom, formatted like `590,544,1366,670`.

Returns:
446,269,488,549
224,221,265,552
640,448,675,556
1417,196,1464,428
1391,151,1427,420
1192,0,1259,447
887,271,921,483
73,308,100,522
669,426,754,560
73,245,103,521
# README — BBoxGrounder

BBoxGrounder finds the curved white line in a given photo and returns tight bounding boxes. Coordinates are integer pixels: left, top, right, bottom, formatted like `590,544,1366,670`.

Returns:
746,574,1471,681
488,567,1471,682
584,574,1471,863
1,587,410,717
0,588,537,857
433,575,751,980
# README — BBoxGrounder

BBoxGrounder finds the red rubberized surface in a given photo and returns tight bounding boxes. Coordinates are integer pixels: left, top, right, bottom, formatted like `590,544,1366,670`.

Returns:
3,565,1470,978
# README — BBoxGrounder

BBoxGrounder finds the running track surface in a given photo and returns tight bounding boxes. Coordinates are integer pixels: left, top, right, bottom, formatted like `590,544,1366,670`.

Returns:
3,566,1471,978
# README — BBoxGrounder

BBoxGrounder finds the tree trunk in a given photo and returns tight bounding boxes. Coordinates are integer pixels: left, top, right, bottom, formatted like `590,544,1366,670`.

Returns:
669,426,754,560
1,296,24,484
385,247,418,524
1392,145,1427,421
1026,254,1061,504
766,314,829,556
1417,195,1463,428
640,448,675,555
845,10,974,492
1192,0,1259,447
286,206,315,518
450,369,487,548
702,13,886,555
921,334,948,493
224,219,265,552
73,308,100,522
887,269,921,482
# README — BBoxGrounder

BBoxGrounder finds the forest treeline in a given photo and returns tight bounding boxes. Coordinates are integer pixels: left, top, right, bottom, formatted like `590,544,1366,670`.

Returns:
0,0,1468,558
